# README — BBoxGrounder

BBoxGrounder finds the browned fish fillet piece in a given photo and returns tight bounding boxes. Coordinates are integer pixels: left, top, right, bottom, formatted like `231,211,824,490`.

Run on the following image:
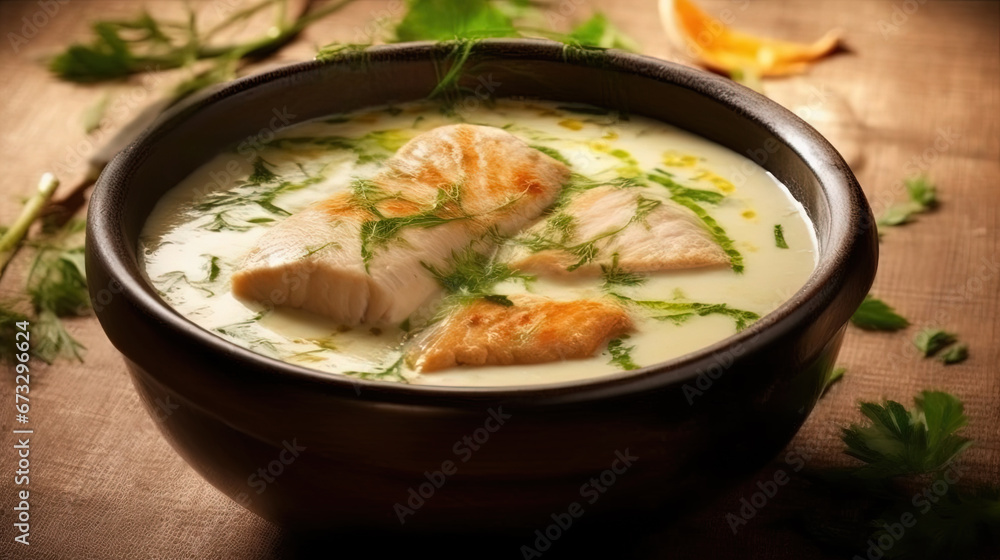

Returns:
508,185,729,275
231,124,570,324
408,294,633,373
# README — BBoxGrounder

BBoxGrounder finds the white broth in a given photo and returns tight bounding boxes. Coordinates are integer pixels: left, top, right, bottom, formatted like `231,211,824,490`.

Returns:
140,100,816,387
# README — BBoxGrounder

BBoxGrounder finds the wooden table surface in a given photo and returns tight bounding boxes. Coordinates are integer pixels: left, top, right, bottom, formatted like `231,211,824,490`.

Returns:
0,1,997,558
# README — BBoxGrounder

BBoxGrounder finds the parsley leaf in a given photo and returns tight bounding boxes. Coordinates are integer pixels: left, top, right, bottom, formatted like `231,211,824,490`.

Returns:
913,328,957,357
850,295,909,331
841,391,972,478
799,391,999,560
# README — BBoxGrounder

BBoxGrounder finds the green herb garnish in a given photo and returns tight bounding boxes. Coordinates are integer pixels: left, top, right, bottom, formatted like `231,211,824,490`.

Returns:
774,224,789,248
649,170,725,204
344,355,408,383
607,336,639,371
49,0,359,83
913,328,957,357
842,391,971,478
422,245,533,304
878,175,938,228
213,312,277,356
939,344,968,365
515,188,666,272
530,145,571,166
850,295,909,331
600,253,646,289
195,157,321,223
612,293,759,332
0,217,89,364
648,170,742,273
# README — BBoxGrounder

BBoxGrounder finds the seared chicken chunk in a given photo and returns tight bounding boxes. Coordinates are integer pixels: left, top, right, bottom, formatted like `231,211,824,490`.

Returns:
408,294,633,372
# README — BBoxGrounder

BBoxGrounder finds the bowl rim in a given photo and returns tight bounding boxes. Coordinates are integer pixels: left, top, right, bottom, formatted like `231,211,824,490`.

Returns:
89,38,872,402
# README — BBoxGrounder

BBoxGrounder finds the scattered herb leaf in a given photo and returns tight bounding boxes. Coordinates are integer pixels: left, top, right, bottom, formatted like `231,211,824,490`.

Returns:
850,295,909,331
913,328,957,357
939,344,968,365
841,391,972,478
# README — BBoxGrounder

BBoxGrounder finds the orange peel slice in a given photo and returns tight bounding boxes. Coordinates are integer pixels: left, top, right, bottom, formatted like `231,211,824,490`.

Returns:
658,0,841,77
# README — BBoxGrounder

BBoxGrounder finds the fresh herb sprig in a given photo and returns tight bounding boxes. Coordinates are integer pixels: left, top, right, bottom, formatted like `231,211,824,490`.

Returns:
0,174,60,276
0,219,90,364
50,0,359,83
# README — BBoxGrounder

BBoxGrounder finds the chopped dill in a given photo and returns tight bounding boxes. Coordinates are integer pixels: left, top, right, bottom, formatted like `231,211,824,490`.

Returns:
205,256,221,282
213,312,276,356
302,241,340,259
648,170,743,273
648,170,725,205
530,145,572,166
422,245,533,303
344,355,408,383
600,253,646,289
481,294,514,307
774,224,789,248
195,156,323,225
357,182,521,271
155,270,215,298
248,157,278,184
204,213,251,232
612,293,760,332
607,336,639,370
514,190,664,271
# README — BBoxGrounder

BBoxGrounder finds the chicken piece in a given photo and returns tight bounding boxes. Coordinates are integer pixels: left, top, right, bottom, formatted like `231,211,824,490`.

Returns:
408,294,633,373
231,124,570,325
507,185,729,275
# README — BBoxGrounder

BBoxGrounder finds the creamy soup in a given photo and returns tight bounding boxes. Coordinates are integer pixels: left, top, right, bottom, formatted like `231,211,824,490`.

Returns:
140,100,816,387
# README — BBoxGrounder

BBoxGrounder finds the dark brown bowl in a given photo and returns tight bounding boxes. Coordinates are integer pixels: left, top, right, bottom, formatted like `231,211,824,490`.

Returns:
86,39,877,535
